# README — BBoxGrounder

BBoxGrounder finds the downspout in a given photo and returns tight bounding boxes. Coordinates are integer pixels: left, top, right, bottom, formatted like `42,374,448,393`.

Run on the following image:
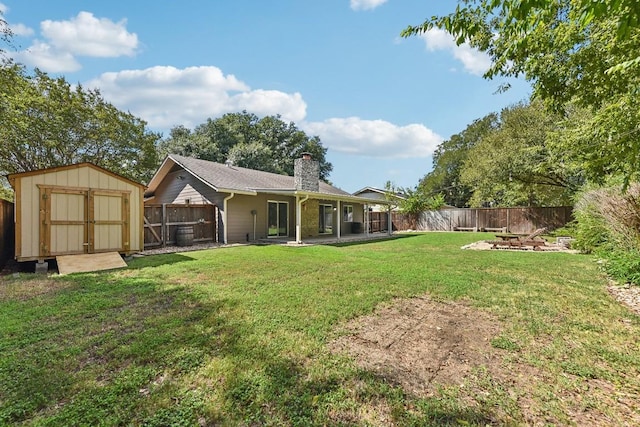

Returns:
223,193,235,244
296,194,309,244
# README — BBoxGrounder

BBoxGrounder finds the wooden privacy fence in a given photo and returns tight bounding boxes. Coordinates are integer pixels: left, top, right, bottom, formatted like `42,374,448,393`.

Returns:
144,204,217,248
369,212,389,233
0,199,14,268
392,206,573,234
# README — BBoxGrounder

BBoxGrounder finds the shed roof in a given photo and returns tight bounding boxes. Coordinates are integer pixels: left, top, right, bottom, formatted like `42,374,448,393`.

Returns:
7,162,145,190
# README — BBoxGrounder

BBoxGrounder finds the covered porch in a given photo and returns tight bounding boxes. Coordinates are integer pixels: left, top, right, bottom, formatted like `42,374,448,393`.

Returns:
291,192,393,244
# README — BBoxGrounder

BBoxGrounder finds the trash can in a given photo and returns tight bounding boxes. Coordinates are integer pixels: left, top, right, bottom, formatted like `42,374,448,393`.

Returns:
351,222,363,234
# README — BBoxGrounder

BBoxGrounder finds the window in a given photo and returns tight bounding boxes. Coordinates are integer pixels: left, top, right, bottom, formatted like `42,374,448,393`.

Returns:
343,205,353,222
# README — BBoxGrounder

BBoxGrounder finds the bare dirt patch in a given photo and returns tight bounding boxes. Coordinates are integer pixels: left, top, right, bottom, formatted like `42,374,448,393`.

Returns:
329,295,640,425
330,296,503,396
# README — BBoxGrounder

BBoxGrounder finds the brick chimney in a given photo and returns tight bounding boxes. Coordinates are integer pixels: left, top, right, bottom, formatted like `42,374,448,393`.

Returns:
294,152,319,192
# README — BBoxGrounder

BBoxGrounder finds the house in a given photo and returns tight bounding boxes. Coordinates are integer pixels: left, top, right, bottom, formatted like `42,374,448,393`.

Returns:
8,163,145,262
144,153,390,244
353,186,406,212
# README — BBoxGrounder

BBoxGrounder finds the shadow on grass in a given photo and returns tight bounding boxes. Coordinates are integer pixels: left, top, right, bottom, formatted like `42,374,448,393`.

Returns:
0,274,240,426
1,262,505,426
125,252,198,269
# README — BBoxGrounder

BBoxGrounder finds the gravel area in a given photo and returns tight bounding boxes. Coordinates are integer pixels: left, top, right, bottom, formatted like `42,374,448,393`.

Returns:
608,284,640,316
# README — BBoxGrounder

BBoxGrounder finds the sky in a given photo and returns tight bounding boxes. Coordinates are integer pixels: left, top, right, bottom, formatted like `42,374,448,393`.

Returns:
1,0,531,193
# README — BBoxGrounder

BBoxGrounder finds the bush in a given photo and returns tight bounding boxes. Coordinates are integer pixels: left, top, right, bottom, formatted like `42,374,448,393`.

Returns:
572,183,640,284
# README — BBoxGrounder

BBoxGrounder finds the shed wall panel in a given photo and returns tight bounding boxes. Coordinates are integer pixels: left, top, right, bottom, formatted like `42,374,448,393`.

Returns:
14,164,143,260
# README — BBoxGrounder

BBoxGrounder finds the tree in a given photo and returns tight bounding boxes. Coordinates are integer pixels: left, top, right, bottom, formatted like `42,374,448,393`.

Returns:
419,113,498,207
403,0,640,186
0,64,161,185
159,111,333,180
459,101,584,207
399,187,445,229
0,10,12,58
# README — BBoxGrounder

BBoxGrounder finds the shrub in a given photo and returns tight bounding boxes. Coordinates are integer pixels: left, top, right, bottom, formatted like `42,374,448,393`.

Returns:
572,183,640,283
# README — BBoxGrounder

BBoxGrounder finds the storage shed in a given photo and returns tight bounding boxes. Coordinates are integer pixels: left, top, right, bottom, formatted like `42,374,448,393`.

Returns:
8,163,144,262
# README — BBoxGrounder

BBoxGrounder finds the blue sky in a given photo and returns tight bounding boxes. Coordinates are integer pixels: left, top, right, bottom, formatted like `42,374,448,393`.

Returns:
2,0,531,193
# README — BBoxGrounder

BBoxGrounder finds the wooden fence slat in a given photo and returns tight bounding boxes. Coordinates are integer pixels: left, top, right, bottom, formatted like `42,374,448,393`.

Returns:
391,206,573,233
0,199,15,269
143,204,217,248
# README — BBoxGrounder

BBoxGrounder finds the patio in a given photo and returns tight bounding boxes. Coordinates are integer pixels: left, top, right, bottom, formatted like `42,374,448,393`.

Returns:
260,231,395,246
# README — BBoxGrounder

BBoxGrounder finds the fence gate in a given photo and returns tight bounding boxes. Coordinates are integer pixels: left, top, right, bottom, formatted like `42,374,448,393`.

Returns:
144,204,217,248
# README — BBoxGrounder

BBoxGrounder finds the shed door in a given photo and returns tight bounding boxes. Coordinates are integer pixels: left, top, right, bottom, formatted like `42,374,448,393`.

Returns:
90,191,130,253
39,187,130,257
40,188,88,257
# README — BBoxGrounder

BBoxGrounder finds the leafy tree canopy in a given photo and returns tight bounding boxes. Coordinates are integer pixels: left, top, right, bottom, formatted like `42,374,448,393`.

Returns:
459,101,585,207
403,0,640,186
0,64,161,186
419,113,498,207
159,111,333,181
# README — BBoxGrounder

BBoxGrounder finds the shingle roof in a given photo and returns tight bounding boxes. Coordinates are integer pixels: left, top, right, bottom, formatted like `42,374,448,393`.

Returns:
170,154,354,197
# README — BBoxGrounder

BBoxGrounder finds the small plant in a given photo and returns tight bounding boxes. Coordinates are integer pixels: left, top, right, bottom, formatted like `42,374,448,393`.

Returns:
490,335,521,352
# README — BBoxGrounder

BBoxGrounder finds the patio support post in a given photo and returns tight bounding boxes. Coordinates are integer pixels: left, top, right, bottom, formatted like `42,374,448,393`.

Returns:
223,193,235,244
337,200,341,240
296,194,309,244
365,204,369,236
388,206,392,236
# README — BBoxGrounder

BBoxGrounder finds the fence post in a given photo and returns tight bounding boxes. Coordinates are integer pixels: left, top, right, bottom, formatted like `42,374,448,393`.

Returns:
161,203,167,247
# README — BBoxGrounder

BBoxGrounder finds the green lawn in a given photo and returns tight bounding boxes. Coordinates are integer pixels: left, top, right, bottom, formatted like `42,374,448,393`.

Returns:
1,233,639,426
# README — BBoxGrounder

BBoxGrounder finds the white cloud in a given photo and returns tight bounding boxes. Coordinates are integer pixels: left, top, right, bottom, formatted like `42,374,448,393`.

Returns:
10,11,138,73
303,117,442,158
85,66,307,129
10,22,34,36
41,11,138,57
350,0,387,11
12,40,80,72
421,28,492,76
0,3,7,14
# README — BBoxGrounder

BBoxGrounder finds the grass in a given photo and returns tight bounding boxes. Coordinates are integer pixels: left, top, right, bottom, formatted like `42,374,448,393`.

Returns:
1,232,639,425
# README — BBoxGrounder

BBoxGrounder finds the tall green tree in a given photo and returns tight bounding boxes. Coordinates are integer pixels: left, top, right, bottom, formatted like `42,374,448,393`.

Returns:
159,111,333,180
419,113,498,207
403,0,640,186
0,64,160,184
460,101,584,207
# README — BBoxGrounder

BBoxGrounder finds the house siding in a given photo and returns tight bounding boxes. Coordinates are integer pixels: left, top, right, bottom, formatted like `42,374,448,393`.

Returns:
151,170,217,205
226,194,296,243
